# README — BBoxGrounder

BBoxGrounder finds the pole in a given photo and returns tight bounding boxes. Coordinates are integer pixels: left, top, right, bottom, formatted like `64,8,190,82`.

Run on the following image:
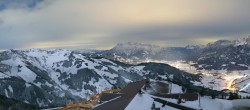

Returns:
170,82,172,94
198,93,201,110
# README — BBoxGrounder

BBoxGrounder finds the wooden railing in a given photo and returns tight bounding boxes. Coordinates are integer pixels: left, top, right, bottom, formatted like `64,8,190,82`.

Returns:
60,89,121,110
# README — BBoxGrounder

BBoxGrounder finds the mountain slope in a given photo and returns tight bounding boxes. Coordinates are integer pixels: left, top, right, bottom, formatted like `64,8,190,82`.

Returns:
0,49,200,108
195,37,250,70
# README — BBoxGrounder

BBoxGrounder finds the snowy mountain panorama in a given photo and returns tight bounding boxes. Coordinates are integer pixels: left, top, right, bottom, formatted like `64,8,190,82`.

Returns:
2,0,250,109
0,49,202,108
83,36,250,71
0,37,250,109
77,37,250,94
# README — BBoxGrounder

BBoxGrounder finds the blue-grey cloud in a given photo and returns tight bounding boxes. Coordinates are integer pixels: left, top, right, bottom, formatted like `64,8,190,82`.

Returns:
0,0,43,10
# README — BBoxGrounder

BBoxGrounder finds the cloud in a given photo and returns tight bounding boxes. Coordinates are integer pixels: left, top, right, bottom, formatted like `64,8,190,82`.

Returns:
0,0,43,10
1,0,250,49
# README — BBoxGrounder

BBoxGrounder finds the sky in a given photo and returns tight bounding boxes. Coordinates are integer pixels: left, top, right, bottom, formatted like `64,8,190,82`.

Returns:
0,0,250,50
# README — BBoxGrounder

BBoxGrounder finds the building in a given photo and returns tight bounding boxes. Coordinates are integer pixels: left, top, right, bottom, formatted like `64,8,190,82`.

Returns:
93,80,147,110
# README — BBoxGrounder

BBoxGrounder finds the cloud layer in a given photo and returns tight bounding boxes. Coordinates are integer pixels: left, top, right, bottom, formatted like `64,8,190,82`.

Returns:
1,0,250,49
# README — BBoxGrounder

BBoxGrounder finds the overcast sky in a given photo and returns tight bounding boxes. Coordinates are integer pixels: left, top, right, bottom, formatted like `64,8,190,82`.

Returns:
0,0,250,50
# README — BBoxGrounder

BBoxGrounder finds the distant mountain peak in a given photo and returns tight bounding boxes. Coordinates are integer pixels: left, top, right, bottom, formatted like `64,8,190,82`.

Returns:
114,42,160,50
